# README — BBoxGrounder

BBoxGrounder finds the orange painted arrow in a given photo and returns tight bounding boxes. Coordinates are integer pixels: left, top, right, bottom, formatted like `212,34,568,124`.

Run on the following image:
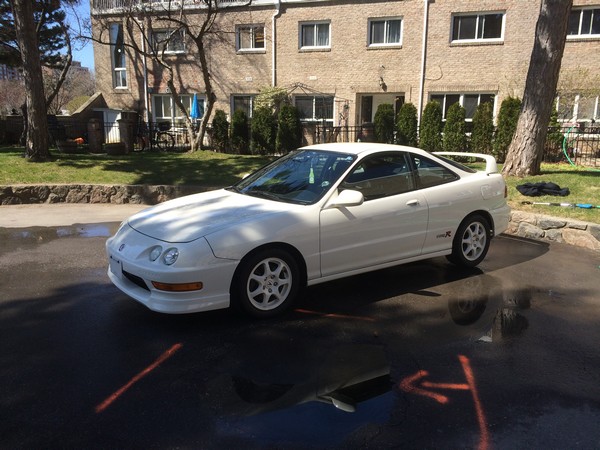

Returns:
398,356,490,450
399,369,469,404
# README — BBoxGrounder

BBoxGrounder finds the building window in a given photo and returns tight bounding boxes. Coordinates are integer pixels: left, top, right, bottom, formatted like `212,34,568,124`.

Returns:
451,13,504,42
232,95,255,118
568,8,600,38
557,94,599,121
300,21,330,49
152,94,203,124
295,95,334,121
368,18,402,46
152,29,186,54
430,93,495,120
237,25,265,51
110,23,126,88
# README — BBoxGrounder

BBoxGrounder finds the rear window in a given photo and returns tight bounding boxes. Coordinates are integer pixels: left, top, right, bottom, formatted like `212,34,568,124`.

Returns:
436,155,477,173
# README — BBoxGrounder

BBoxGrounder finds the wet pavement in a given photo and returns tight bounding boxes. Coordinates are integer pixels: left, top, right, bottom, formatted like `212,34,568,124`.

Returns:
1,215,599,449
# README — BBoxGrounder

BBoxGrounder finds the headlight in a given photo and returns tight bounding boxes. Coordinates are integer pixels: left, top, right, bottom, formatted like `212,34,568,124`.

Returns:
149,246,163,262
163,247,179,265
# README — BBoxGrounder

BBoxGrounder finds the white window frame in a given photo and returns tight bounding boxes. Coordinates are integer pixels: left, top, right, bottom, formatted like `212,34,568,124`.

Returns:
368,17,403,47
232,95,255,118
451,12,505,43
236,25,265,52
299,21,331,50
110,23,127,89
295,95,335,122
429,93,496,121
556,94,600,122
152,94,204,124
567,7,600,39
152,29,186,54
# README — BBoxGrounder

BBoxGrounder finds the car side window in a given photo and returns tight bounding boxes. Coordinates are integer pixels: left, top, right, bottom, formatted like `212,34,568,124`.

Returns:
409,153,459,188
341,153,415,200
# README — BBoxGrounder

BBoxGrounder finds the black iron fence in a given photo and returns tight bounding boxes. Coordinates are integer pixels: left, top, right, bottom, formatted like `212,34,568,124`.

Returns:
1,116,599,167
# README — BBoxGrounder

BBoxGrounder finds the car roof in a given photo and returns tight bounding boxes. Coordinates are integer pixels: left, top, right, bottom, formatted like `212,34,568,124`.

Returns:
300,142,427,156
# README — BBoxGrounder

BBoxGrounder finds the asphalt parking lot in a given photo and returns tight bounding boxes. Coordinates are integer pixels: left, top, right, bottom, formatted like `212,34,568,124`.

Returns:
1,206,599,449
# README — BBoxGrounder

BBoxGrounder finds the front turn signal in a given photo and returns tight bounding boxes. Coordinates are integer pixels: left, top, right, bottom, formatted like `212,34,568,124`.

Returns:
151,281,203,292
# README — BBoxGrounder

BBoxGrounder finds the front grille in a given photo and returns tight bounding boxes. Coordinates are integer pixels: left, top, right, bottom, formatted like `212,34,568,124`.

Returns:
123,270,150,291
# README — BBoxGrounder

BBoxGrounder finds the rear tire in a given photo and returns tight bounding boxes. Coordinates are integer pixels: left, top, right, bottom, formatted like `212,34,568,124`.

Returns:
447,214,491,268
233,248,300,318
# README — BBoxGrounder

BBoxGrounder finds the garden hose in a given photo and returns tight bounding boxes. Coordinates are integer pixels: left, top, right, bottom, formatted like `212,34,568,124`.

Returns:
562,125,600,172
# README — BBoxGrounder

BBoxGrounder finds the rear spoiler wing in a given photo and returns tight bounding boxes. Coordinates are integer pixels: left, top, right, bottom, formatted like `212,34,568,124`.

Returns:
433,152,500,175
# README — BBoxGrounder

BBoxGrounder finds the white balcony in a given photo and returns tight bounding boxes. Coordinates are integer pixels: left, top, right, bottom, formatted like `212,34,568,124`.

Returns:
91,0,327,15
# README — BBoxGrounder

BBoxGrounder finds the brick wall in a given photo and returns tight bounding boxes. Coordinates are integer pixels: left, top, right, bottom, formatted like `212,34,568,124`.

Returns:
91,0,600,126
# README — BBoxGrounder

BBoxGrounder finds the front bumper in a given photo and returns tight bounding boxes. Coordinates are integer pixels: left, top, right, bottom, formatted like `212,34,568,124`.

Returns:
106,226,237,314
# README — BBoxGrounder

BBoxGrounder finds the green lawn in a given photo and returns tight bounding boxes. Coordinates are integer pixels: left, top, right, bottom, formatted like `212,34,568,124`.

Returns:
0,146,273,187
1,146,598,223
504,163,600,222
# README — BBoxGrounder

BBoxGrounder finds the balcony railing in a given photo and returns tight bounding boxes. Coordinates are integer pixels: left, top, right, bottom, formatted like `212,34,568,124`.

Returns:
92,0,281,14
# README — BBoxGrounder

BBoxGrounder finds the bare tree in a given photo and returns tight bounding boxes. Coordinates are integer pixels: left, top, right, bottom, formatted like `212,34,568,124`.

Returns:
92,0,250,151
502,0,573,177
0,79,26,114
45,64,95,114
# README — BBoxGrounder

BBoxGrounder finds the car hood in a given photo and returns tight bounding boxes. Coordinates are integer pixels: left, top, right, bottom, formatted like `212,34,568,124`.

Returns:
127,189,285,243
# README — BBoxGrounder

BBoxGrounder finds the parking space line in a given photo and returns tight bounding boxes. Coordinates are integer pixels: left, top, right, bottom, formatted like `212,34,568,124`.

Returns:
294,308,376,322
95,343,183,414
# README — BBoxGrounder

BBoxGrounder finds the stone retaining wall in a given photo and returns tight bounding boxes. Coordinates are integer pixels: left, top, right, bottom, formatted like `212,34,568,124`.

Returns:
508,210,600,251
0,184,211,206
1,184,599,251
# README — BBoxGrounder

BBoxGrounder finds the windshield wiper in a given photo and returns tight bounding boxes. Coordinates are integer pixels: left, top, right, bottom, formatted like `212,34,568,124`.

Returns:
247,190,283,202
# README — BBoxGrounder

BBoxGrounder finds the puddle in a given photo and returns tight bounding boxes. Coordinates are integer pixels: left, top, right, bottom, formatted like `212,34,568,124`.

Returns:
0,223,116,253
206,343,394,447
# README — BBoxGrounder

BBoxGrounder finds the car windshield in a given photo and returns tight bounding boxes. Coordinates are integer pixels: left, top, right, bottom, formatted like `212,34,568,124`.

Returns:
231,150,356,205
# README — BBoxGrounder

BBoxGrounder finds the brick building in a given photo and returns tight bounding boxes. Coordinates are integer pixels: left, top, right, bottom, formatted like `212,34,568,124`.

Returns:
0,64,23,81
90,0,600,131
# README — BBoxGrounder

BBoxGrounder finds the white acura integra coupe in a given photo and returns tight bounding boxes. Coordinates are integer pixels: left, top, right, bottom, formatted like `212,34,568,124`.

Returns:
106,143,510,317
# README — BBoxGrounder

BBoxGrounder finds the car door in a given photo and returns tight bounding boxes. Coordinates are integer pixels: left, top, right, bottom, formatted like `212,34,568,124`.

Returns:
319,152,429,277
407,152,463,255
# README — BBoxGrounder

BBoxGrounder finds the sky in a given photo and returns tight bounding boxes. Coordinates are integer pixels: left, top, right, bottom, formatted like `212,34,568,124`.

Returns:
67,1,95,71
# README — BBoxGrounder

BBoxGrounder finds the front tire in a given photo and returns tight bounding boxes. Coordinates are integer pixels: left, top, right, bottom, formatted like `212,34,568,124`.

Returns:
156,132,175,151
234,249,300,318
447,214,491,268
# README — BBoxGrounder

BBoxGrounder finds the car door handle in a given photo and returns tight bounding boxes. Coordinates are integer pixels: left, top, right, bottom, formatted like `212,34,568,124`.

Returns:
406,199,420,206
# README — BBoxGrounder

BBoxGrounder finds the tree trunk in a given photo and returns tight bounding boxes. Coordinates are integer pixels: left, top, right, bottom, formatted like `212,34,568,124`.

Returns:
196,37,215,151
502,0,572,177
11,0,50,161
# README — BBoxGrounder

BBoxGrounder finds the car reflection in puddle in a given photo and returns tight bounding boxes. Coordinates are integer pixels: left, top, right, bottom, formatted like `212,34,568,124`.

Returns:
206,279,531,447
210,343,395,447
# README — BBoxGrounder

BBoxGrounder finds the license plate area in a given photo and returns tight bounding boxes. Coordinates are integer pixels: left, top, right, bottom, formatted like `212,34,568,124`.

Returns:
109,255,122,276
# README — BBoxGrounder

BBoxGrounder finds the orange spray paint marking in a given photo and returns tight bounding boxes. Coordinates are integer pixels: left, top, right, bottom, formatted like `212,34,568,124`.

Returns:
398,370,451,404
459,355,490,450
95,343,183,414
398,355,490,450
294,308,376,322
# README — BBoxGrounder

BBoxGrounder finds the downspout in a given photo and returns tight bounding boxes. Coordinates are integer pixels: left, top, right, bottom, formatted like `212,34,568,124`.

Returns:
417,0,430,127
272,0,282,86
140,17,149,123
